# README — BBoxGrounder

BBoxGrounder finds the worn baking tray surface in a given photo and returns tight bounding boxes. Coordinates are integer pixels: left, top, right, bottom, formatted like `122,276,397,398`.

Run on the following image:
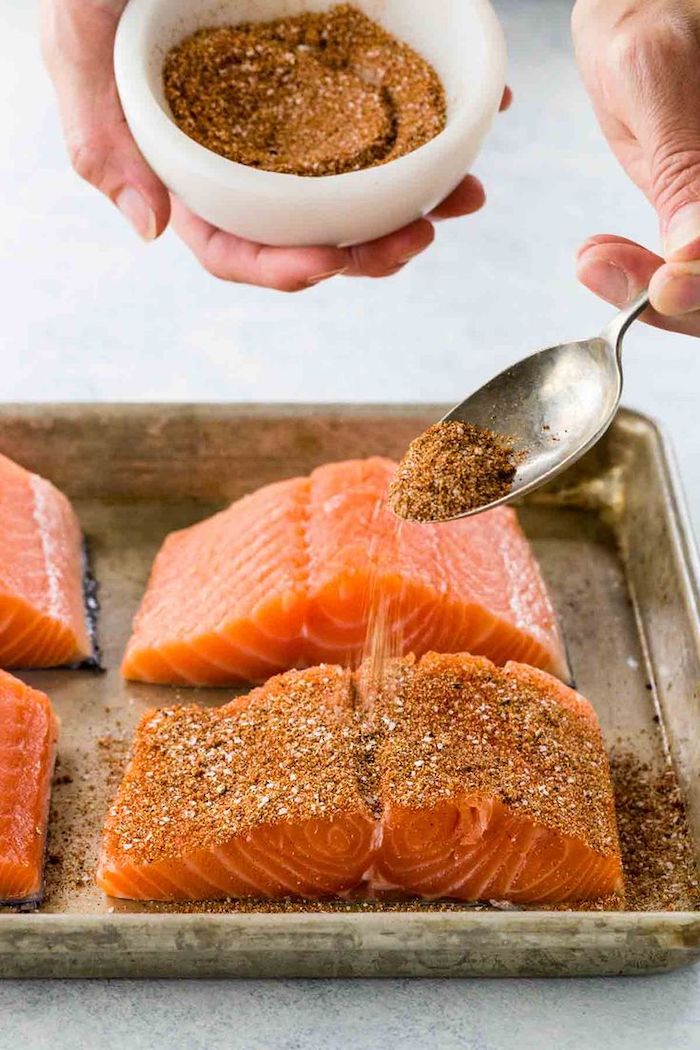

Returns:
0,404,699,978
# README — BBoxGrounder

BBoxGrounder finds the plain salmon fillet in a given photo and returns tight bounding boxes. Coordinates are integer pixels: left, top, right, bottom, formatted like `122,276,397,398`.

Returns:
0,670,59,904
122,458,567,686
0,452,91,668
98,653,622,904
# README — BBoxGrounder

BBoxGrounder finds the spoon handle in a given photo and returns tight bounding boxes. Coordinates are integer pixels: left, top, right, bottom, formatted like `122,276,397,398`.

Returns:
602,289,650,351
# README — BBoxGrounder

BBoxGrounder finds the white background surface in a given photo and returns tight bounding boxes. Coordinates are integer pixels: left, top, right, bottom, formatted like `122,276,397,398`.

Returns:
1,0,700,1046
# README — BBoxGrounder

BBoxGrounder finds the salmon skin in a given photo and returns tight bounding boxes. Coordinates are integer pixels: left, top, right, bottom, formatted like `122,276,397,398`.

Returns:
0,670,59,906
98,653,622,905
122,458,567,686
0,452,94,669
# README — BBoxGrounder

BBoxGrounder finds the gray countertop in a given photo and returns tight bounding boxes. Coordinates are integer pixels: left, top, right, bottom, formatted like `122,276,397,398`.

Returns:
2,972,700,1049
2,0,700,1045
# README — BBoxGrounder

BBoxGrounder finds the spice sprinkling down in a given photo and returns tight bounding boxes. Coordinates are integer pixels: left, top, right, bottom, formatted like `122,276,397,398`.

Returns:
163,4,446,176
388,420,519,522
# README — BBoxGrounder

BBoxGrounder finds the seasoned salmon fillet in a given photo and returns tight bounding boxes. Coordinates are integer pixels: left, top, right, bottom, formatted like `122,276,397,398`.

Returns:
0,452,91,668
98,654,622,905
372,655,622,903
99,666,376,900
0,670,59,904
122,458,566,686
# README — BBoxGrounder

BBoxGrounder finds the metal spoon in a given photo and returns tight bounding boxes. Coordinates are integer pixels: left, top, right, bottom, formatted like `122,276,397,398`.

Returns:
437,289,651,520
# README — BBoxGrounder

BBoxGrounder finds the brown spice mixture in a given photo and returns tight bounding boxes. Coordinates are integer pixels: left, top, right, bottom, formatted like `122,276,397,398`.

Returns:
119,897,512,916
610,751,700,911
41,736,130,908
163,4,446,176
389,421,519,522
121,890,635,914
105,666,372,867
370,654,619,857
105,655,618,873
99,687,700,914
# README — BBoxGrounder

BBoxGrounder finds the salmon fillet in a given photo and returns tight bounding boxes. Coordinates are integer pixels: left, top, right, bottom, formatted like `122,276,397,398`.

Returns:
0,452,91,668
98,654,622,904
372,655,622,903
99,666,376,900
122,458,566,686
0,670,59,904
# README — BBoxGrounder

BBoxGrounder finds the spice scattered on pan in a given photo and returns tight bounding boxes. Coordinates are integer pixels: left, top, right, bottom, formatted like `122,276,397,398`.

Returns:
388,420,519,522
103,750,700,916
163,4,446,176
610,751,700,911
40,738,129,910
109,897,522,916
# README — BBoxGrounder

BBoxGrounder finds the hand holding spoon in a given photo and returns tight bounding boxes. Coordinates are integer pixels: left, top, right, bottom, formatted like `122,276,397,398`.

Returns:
394,290,650,523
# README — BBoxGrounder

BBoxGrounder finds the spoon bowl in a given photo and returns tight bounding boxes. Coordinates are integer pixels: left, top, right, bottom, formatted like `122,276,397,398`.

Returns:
435,291,650,521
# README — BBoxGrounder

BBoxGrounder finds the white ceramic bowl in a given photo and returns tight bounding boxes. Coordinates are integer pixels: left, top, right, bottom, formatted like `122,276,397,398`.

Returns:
114,0,506,247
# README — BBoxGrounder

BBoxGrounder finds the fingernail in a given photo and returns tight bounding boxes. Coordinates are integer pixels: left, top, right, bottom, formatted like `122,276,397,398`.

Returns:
576,239,603,261
653,261,700,315
116,186,157,242
306,266,347,286
579,259,630,305
663,203,700,260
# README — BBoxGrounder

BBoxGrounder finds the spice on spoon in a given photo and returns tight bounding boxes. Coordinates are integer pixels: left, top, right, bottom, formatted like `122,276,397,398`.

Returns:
162,4,447,177
388,420,519,523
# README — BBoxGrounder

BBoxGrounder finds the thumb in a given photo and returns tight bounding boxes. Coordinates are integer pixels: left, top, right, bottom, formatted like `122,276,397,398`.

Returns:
655,158,700,267
627,11,700,312
41,0,170,240
650,128,700,316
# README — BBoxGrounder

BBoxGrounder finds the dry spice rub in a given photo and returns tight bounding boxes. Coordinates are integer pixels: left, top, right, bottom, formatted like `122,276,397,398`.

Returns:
163,4,446,176
611,751,700,912
103,666,369,864
373,654,618,857
98,654,622,903
389,420,519,522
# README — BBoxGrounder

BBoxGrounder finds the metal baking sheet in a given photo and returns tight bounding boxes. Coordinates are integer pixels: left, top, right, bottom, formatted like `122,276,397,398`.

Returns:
0,403,699,978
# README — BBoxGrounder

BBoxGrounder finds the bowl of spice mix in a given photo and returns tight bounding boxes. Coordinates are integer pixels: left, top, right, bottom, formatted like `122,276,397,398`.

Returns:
114,0,506,246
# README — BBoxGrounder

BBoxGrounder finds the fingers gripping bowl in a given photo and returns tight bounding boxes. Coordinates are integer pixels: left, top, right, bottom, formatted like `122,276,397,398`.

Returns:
114,0,507,246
